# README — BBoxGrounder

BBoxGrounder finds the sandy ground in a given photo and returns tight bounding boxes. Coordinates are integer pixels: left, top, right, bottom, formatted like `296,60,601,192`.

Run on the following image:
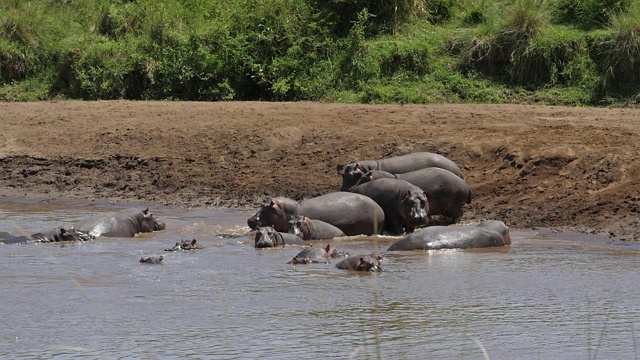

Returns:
0,101,639,241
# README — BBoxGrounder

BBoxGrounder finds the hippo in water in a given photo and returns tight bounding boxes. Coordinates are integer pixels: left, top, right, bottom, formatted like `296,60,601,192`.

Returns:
254,226,306,248
165,239,201,252
288,215,346,240
247,197,300,232
73,208,165,238
247,193,385,236
335,255,385,272
387,220,512,251
140,255,164,264
287,244,349,264
350,178,428,235
0,227,93,244
352,168,472,225
337,152,464,191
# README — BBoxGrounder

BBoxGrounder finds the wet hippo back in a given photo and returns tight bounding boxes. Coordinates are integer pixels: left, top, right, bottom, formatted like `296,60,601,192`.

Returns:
73,208,165,238
299,192,385,236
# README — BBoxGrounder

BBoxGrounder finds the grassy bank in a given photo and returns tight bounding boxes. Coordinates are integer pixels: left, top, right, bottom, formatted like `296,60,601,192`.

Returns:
1,0,639,106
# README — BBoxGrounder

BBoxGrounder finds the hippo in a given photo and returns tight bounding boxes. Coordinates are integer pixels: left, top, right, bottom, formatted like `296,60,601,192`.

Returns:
254,226,306,248
299,192,386,236
287,244,349,264
248,193,385,236
140,255,164,264
350,178,428,235
288,215,346,240
386,220,512,251
73,208,166,238
0,227,93,244
335,255,385,272
352,168,472,224
165,239,201,252
337,152,464,191
246,197,300,232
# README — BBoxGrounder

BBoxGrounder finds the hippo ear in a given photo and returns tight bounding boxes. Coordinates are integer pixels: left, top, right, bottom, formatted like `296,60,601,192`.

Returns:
142,208,149,215
191,239,197,245
324,244,331,252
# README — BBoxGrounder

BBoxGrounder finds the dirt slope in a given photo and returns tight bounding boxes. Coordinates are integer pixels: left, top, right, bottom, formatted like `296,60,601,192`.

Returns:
1,101,639,241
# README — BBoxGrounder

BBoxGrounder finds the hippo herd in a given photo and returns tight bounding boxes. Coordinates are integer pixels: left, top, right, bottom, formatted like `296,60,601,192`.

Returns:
0,151,512,272
248,151,512,271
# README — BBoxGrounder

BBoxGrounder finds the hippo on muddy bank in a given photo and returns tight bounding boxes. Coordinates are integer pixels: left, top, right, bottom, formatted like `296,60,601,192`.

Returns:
387,220,512,251
247,193,385,236
0,226,94,244
350,178,428,235
352,168,472,225
287,244,349,264
73,208,165,238
254,226,306,248
337,151,464,191
335,255,385,272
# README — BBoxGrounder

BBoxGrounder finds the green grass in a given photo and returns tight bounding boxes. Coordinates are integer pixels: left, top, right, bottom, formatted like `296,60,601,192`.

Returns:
0,0,639,106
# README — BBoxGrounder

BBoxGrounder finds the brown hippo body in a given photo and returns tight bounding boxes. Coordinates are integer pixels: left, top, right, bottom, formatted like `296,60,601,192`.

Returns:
387,220,512,251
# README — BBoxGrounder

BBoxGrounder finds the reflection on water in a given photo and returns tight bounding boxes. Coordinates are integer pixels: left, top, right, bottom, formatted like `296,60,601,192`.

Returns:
0,199,639,359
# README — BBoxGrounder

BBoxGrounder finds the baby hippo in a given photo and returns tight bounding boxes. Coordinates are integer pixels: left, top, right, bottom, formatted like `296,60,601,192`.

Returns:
165,239,201,252
335,255,385,272
140,255,164,264
287,244,349,264
288,216,346,240
254,226,306,248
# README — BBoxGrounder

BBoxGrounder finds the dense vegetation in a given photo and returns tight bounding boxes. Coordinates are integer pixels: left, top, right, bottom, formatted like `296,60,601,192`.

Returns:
1,0,639,106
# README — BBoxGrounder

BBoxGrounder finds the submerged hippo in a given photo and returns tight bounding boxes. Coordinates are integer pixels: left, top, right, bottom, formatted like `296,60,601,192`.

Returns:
73,208,166,238
247,197,300,232
387,220,512,251
335,255,385,272
353,168,472,224
287,244,349,264
254,226,306,248
337,152,464,191
165,239,201,252
140,255,164,264
350,178,428,235
0,227,93,244
288,216,346,240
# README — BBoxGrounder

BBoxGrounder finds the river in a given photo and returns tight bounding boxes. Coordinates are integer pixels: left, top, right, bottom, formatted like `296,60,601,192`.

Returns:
0,199,638,359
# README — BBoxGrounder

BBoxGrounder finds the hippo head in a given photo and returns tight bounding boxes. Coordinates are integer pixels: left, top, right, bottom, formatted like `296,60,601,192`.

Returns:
479,220,512,246
165,239,200,252
254,226,282,248
338,163,368,191
140,208,166,233
399,189,429,232
31,227,94,243
288,215,307,237
247,210,261,230
253,199,296,233
345,256,384,272
140,255,163,264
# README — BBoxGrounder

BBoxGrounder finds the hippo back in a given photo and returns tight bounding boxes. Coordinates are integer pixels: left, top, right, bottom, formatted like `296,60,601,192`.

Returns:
74,208,165,238
299,192,385,236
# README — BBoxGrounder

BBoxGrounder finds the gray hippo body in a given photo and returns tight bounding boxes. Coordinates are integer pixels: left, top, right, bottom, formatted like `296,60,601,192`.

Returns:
73,208,166,238
254,226,306,248
299,192,386,236
289,215,346,240
387,220,512,251
247,197,300,232
354,168,472,224
338,152,463,191
350,178,428,235
287,244,349,264
0,227,93,244
335,255,384,272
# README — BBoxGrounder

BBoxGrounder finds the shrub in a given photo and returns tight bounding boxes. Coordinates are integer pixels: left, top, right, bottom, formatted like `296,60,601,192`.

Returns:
599,7,640,95
554,0,632,30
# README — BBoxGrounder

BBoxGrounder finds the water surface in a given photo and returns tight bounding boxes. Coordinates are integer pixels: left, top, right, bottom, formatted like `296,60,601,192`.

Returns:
0,199,638,359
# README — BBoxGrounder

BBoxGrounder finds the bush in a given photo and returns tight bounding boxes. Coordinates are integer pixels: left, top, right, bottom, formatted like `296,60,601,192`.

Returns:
554,0,632,30
599,7,640,95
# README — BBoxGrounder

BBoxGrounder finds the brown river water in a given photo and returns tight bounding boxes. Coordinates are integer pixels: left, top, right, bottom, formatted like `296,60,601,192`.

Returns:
0,198,639,359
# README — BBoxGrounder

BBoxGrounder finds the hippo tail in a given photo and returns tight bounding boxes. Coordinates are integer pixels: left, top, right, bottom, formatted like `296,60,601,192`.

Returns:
467,188,472,204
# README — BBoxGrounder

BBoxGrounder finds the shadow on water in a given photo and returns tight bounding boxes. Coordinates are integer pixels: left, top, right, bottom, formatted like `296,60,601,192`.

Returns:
0,197,639,359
